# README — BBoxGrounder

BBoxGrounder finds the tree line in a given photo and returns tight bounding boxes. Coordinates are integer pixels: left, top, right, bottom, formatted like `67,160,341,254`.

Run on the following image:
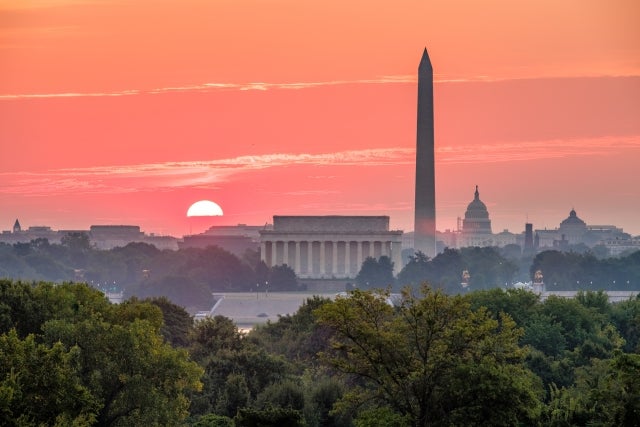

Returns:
1,279,639,426
0,234,300,311
2,235,639,307
357,247,640,293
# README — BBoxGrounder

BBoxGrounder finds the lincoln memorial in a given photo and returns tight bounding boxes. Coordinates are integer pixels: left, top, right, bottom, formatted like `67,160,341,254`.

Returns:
259,216,403,279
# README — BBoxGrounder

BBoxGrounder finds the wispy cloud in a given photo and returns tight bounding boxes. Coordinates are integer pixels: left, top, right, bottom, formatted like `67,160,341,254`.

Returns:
0,77,416,100
1,74,533,101
1,135,638,196
4,74,637,101
438,135,640,164
0,148,414,196
0,90,140,100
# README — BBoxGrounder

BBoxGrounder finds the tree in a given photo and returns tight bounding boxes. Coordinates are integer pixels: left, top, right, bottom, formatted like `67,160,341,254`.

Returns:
355,256,395,289
189,316,290,418
0,329,99,426
0,281,203,426
235,407,305,427
396,251,430,289
253,380,305,411
191,414,234,427
146,296,193,347
302,375,348,427
249,296,333,369
315,286,543,426
545,353,640,426
268,264,299,291
61,232,92,268
467,287,540,326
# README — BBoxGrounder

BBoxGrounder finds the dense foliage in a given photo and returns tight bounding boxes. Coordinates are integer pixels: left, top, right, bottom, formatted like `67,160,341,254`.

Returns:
1,244,640,426
397,247,640,292
315,286,543,426
0,280,203,426
0,239,302,311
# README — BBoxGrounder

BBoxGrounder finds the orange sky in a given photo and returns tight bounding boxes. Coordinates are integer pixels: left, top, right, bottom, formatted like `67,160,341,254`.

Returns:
1,0,639,237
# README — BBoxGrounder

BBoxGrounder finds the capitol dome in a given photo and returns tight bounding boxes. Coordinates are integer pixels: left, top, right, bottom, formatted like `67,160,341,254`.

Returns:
462,186,492,235
558,209,587,244
559,209,586,228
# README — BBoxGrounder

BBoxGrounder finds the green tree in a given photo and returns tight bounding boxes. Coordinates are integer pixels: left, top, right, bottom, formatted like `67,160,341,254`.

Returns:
249,296,332,370
146,295,193,347
355,256,395,289
302,375,348,427
545,353,640,426
191,414,235,427
396,251,430,289
315,286,543,426
235,407,305,427
0,329,99,426
0,281,203,426
268,264,299,291
610,295,640,353
61,232,92,268
254,380,305,411
189,316,290,418
468,287,540,326
354,407,410,427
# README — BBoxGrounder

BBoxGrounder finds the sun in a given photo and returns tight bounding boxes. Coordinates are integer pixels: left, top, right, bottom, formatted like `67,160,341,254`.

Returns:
186,200,224,217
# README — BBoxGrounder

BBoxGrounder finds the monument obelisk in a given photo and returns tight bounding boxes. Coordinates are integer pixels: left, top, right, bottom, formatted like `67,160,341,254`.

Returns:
414,47,436,258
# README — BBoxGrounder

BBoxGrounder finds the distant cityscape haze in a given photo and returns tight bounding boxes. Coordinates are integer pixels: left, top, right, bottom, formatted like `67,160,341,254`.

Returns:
1,1,639,237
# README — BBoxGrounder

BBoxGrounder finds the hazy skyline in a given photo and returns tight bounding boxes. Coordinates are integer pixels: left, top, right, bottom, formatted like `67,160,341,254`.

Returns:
1,0,639,237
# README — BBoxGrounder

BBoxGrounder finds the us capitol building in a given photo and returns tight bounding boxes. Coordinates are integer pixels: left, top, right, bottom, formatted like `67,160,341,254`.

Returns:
436,186,633,254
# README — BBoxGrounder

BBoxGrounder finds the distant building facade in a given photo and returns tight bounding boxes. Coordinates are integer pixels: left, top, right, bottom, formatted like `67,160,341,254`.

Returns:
178,223,270,256
89,225,144,249
260,216,403,279
534,209,629,251
0,220,178,250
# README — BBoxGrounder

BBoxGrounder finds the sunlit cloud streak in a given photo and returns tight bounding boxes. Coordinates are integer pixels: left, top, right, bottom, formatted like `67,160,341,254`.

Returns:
4,72,639,101
438,135,640,164
1,135,638,196
0,77,415,100
5,73,615,100
0,90,141,100
0,148,414,196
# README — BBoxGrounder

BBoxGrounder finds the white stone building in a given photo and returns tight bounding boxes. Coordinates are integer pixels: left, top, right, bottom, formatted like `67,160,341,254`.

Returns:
259,216,403,279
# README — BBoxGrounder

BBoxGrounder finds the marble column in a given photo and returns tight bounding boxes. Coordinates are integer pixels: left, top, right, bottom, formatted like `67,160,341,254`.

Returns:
260,242,267,264
295,241,301,274
357,241,363,272
307,241,313,276
345,241,351,277
271,241,277,267
283,241,289,266
320,241,326,276
381,241,388,257
332,241,338,275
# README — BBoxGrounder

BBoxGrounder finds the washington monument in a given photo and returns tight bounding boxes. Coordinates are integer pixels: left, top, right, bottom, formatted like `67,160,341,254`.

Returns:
414,47,436,258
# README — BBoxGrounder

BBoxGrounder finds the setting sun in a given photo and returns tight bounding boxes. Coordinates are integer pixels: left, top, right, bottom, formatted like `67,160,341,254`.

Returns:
186,200,224,217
